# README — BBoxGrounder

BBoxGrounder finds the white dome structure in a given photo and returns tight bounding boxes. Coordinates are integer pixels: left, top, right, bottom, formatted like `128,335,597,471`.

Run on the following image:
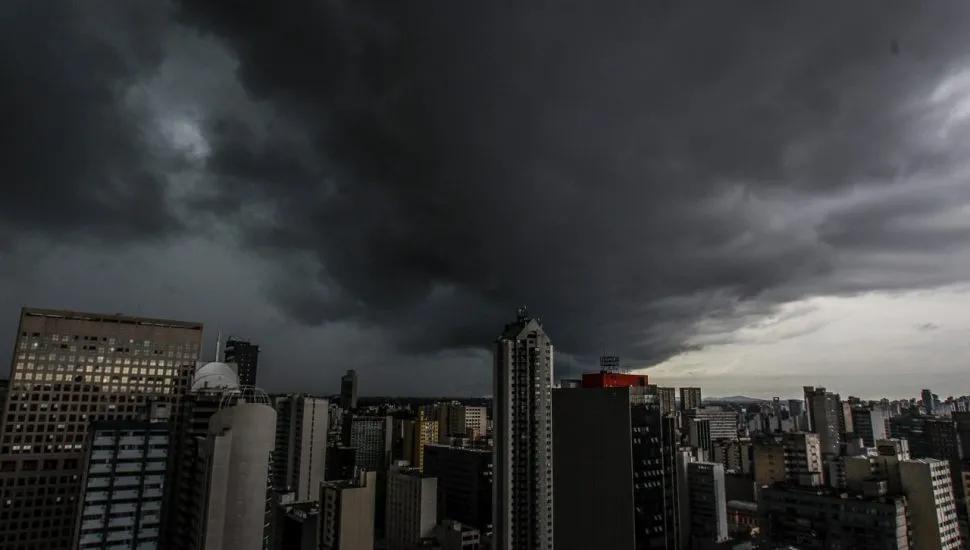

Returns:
191,361,240,392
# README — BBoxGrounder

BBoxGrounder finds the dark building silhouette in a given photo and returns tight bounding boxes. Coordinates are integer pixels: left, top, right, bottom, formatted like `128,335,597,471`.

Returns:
424,444,493,535
224,337,260,387
340,369,358,410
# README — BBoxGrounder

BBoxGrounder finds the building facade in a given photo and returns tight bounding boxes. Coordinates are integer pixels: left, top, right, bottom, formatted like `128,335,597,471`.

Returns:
340,370,358,411
320,470,377,550
271,394,329,501
493,309,554,550
424,444,493,535
680,387,702,411
73,406,171,549
386,462,438,550
223,337,259,387
0,308,201,549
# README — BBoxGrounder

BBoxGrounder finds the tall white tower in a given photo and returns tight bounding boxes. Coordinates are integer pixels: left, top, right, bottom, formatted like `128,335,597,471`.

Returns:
493,308,554,550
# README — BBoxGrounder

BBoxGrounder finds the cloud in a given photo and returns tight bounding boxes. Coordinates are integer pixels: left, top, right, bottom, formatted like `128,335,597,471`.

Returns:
4,2,970,391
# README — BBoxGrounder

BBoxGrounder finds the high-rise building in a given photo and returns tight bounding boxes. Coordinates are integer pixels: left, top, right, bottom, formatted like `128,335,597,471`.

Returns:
554,377,679,550
73,403,172,549
759,484,909,549
163,360,241,549
424,444,493,535
325,446,357,482
434,520,482,550
269,498,318,550
684,406,738,441
340,370,358,411
753,432,823,488
685,462,729,547
804,386,843,457
899,459,961,550
271,394,329,501
422,402,467,442
343,415,393,472
463,406,488,440
689,418,713,453
320,470,377,550
680,387,702,411
386,462,438,550
223,337,259,387
403,416,439,472
657,387,677,415
199,388,277,550
493,308,554,550
0,308,202,548
923,389,936,415
851,405,890,447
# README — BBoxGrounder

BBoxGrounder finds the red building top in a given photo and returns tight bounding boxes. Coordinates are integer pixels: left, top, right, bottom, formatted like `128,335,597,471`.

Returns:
581,371,649,389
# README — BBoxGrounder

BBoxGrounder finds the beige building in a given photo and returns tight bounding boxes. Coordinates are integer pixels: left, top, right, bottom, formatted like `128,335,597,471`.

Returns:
386,462,438,550
271,394,329,501
0,308,202,548
463,406,488,439
899,459,961,550
753,432,822,488
201,390,277,550
320,471,377,550
404,417,439,472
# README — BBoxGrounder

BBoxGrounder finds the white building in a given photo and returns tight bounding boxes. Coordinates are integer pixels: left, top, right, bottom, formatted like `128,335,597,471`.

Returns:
271,394,329,501
386,461,438,550
493,308,554,550
899,458,961,550
320,470,376,550
201,388,277,550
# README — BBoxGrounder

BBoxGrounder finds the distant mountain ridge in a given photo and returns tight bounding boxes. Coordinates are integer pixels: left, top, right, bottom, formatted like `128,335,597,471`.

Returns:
703,395,768,403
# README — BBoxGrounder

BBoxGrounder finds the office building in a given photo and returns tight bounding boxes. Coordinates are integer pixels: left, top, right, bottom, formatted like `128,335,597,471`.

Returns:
271,394,329,501
320,470,377,550
923,389,937,415
340,370,358,410
223,337,259,387
690,418,713,453
163,360,240,549
74,404,171,549
424,444,493,535
343,415,393,472
0,308,202,548
657,387,677,415
759,485,909,549
712,438,753,474
753,432,823,488
685,407,738,441
403,416,439,471
386,462,438,550
680,387,702,411
554,375,679,550
493,309,554,550
851,405,889,447
464,406,488,439
199,388,277,550
804,386,843,456
685,462,729,547
899,459,961,550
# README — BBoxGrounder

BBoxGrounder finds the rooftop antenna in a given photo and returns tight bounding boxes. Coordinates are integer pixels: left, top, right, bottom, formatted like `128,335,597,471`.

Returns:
215,331,222,362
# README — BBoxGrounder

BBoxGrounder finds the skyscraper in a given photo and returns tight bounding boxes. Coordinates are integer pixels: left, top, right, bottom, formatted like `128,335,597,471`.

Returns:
386,461,438,550
685,462,729,547
493,308,554,550
424,444,493,535
320,471,377,550
680,387,702,411
223,337,260,387
199,388,277,550
0,308,202,548
340,370,358,410
554,374,679,550
343,415,393,472
804,386,843,457
73,403,172,549
657,387,677,415
271,394,330,501
403,416,439,471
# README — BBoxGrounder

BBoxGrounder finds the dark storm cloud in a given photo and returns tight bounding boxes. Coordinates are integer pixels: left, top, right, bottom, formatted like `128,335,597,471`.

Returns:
5,1,970,386
0,1,183,244
165,1,970,373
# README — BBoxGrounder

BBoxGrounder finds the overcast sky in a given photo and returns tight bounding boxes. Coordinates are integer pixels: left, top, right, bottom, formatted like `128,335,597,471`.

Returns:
3,2,970,399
